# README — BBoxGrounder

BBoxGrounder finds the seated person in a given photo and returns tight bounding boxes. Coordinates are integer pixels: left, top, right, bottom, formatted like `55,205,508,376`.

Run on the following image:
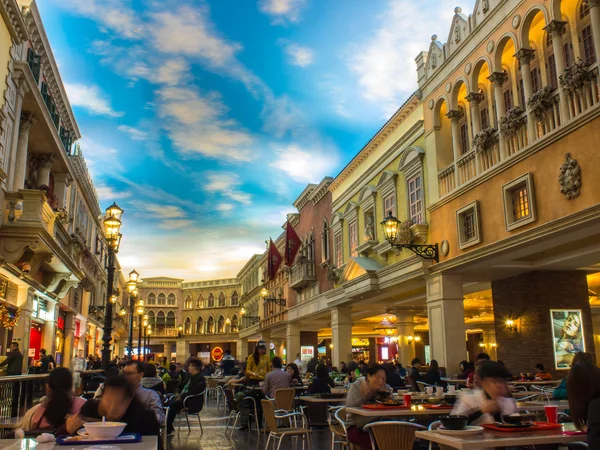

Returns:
141,363,166,396
21,368,86,434
162,363,180,383
383,363,405,389
346,364,392,450
407,357,423,391
78,375,159,436
306,364,335,395
121,361,165,425
285,363,303,386
457,360,473,380
534,363,552,381
424,359,442,386
451,361,517,425
467,353,490,388
166,359,206,434
263,357,292,398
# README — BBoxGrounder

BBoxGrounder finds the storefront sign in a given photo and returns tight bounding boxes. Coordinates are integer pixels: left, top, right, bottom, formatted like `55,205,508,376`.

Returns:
211,346,224,362
551,309,585,369
28,348,35,357
300,346,314,363
352,338,369,346
199,352,210,359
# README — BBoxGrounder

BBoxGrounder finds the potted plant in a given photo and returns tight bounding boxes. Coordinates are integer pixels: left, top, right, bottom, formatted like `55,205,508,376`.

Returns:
472,127,498,153
500,107,526,137
528,86,555,122
560,59,594,95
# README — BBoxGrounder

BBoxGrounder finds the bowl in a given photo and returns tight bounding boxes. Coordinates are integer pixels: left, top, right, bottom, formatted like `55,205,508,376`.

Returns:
443,394,458,405
503,413,535,425
427,397,443,404
439,415,468,431
83,422,127,439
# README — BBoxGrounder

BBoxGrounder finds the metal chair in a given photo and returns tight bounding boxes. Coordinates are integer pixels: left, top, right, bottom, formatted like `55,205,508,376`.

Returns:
262,399,311,450
176,391,205,435
274,388,296,412
364,421,426,450
224,388,259,436
328,406,348,450
205,378,223,408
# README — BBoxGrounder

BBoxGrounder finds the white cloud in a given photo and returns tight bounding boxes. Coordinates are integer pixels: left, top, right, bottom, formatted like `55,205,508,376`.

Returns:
158,219,194,229
346,0,457,116
216,203,234,212
284,43,314,67
95,184,131,202
139,204,184,219
157,86,254,161
270,144,338,183
65,83,123,117
259,0,305,23
205,173,252,205
118,125,148,141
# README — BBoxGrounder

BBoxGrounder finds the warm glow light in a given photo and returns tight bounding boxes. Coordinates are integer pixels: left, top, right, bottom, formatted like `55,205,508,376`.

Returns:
260,287,268,298
505,319,514,326
110,295,117,304
106,202,124,221
381,211,400,244
329,344,334,349
240,307,247,315
129,269,140,283
479,342,486,348
491,343,497,348
137,300,144,308
147,329,151,336
225,317,231,325
119,308,126,316
143,319,148,327
414,336,421,343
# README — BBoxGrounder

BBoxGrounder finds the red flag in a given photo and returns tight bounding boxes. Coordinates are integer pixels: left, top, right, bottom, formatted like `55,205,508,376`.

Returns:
267,239,282,280
285,221,302,266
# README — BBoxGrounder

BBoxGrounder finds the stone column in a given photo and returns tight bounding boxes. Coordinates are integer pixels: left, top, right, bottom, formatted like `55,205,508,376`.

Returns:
163,342,172,358
544,20,570,123
12,286,34,373
12,114,36,191
261,330,271,353
446,109,464,187
176,340,188,362
588,0,600,68
52,173,70,209
488,71,509,159
63,313,75,367
6,79,30,190
286,323,300,365
42,300,57,356
515,48,537,142
394,311,417,366
236,337,248,361
426,274,466,369
331,306,353,368
33,154,54,188
466,92,485,173
480,323,497,360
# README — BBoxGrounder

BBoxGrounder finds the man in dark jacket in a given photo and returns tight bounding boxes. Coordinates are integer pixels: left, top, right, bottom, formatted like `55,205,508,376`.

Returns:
221,349,235,375
166,358,205,434
0,342,23,375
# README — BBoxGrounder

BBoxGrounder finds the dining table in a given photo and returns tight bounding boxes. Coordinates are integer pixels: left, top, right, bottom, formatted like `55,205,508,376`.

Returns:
415,423,585,449
0,436,158,449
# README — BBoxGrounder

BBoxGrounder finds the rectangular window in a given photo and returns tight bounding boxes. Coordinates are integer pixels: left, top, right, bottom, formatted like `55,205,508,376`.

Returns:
503,89,513,112
583,25,596,64
548,55,558,89
564,42,573,67
349,221,358,257
518,78,526,108
462,210,476,242
408,174,424,224
511,185,530,220
383,191,396,217
334,231,343,267
480,107,490,129
460,123,469,154
531,67,540,93
456,201,481,250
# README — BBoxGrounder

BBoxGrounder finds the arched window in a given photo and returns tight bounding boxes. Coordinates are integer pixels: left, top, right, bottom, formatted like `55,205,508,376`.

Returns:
147,310,155,329
157,293,166,306
207,316,215,334
231,314,239,332
196,294,204,309
231,291,239,306
184,296,192,309
156,311,165,329
217,315,225,333
207,293,215,308
218,292,226,307
184,317,192,334
167,293,176,306
196,316,204,334
147,293,156,306
166,311,175,328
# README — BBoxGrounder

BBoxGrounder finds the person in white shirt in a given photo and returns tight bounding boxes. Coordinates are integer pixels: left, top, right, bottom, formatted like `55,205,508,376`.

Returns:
293,353,306,375
70,350,86,392
451,361,517,425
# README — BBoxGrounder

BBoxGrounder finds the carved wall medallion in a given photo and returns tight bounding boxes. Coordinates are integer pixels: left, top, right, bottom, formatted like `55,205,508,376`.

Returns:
428,99,435,110
558,153,582,200
440,240,450,256
465,62,472,75
445,82,452,93
487,41,494,54
512,15,521,29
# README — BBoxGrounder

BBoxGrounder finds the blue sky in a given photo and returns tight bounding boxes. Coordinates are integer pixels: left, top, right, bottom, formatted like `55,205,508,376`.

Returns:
40,0,470,280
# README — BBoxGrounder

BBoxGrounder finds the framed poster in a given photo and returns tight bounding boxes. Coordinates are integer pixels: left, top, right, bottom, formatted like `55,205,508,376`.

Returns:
550,309,585,369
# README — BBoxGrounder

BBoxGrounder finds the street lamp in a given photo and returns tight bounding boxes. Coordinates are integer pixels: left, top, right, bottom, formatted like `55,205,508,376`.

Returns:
380,211,439,262
124,269,141,360
101,202,123,370
177,324,183,338
144,326,152,361
240,306,260,325
136,299,145,360
260,286,286,307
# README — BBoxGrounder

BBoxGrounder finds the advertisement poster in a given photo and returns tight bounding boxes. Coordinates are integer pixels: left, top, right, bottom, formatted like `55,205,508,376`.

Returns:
300,346,314,364
551,309,585,369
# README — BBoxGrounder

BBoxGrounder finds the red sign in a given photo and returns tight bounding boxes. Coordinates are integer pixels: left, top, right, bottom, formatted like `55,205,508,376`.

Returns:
211,347,223,362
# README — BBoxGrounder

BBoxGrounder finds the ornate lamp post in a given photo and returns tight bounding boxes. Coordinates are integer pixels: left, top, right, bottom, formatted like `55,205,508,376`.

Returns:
101,203,123,370
240,306,260,325
380,212,439,262
260,286,286,306
144,326,152,361
136,300,145,360
126,270,140,360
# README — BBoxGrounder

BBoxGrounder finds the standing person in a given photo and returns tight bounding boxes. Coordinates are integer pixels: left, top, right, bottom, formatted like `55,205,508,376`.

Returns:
245,341,270,382
39,349,53,373
0,342,23,375
221,349,235,376
263,357,292,398
567,361,600,447
294,353,306,375
86,355,94,370
451,362,517,425
306,357,318,376
70,349,86,393
407,357,423,391
166,359,206,434
121,360,165,425
346,364,393,449
425,359,442,386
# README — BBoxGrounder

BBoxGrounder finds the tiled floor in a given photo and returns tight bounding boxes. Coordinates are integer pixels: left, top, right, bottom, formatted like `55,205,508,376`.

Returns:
168,406,332,450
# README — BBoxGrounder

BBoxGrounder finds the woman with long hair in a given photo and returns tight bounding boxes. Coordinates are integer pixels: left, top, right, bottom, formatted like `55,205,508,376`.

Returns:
567,361,600,446
307,364,335,394
286,363,303,386
22,367,86,434
424,359,441,386
245,340,270,382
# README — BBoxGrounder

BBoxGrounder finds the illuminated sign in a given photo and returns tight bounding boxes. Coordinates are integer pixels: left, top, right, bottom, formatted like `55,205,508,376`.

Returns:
211,346,223,362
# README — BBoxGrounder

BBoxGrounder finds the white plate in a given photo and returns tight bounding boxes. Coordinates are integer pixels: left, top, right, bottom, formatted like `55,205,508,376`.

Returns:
77,429,90,437
436,425,484,436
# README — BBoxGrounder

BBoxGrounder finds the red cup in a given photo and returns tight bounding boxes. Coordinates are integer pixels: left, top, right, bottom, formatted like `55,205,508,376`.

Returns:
545,405,558,423
403,394,411,407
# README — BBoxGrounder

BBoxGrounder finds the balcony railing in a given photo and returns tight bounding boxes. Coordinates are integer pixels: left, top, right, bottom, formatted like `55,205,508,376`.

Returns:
4,190,55,233
290,258,316,291
0,374,48,426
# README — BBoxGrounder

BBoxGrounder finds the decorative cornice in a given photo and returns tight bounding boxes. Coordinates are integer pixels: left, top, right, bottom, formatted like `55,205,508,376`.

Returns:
19,112,37,134
514,48,536,65
446,109,464,121
293,184,316,211
465,92,485,104
310,177,333,205
487,71,508,86
543,20,567,35
0,0,28,43
329,95,420,193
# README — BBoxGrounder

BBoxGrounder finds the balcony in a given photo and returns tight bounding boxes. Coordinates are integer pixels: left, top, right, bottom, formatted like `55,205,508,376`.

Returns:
289,258,316,291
